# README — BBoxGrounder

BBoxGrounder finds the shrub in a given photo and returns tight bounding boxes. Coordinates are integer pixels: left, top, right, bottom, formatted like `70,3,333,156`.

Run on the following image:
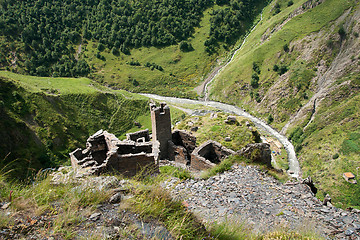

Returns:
283,43,289,52
179,41,194,52
274,3,281,14
251,73,259,88
279,65,289,75
273,64,279,72
338,25,346,39
252,62,261,74
287,0,294,6
254,92,261,103
332,153,339,159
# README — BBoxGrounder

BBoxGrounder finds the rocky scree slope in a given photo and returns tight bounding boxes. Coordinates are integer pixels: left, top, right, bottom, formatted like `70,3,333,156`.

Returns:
164,163,360,239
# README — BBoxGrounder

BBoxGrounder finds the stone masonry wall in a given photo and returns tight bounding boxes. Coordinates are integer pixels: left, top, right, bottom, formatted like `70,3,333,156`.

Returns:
150,103,172,159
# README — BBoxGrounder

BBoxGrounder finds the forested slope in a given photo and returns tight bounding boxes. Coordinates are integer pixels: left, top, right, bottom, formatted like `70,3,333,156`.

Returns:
0,0,266,96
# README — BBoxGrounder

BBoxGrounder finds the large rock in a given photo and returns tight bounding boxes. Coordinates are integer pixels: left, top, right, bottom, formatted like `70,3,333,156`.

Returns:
237,143,272,167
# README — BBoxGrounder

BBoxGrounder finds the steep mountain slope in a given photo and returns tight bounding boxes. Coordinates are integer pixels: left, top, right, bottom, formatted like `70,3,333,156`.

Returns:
0,0,266,97
0,71,152,179
209,0,360,207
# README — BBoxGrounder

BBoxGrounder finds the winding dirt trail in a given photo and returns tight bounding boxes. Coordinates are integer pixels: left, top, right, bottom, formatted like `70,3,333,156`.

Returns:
197,12,263,100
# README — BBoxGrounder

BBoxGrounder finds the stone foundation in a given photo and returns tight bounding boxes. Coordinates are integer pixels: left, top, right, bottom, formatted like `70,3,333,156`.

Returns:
190,140,235,171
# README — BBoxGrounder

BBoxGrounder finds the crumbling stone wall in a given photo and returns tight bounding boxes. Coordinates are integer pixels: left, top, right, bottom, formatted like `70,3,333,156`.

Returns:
150,103,172,159
168,130,196,165
190,140,236,170
70,130,158,177
70,103,270,176
126,129,150,143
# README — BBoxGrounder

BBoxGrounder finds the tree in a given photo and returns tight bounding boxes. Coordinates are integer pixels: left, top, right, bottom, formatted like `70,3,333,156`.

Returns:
251,73,259,88
111,47,120,56
97,43,105,52
179,41,194,52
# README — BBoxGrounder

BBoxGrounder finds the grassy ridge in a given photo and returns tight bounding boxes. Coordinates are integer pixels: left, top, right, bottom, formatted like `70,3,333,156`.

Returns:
210,0,353,111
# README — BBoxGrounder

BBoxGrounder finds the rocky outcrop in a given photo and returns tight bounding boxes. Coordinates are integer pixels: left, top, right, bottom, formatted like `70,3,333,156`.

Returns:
237,143,272,167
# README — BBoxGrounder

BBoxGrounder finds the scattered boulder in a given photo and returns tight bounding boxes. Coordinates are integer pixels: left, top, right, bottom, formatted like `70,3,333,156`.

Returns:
302,176,317,195
238,143,272,167
109,192,122,204
323,194,332,206
225,116,237,124
224,137,231,142
191,126,199,132
210,113,218,119
89,212,101,222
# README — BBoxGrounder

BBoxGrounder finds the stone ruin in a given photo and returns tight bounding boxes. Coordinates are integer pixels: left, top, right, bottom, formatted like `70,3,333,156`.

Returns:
70,102,272,176
70,129,157,177
190,140,236,170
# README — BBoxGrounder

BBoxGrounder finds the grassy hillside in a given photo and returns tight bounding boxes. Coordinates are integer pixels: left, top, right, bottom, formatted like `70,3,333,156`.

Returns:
209,0,360,207
83,7,217,98
0,0,267,98
0,71,155,179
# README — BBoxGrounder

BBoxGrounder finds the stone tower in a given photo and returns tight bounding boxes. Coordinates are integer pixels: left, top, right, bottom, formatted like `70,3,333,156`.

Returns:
150,102,172,159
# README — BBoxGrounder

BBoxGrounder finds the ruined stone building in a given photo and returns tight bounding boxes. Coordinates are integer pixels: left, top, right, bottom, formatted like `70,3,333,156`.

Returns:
70,129,157,177
150,103,172,159
70,102,271,176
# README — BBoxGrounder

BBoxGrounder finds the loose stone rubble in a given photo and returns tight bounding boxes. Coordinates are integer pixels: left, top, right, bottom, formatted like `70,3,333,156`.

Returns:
163,164,360,239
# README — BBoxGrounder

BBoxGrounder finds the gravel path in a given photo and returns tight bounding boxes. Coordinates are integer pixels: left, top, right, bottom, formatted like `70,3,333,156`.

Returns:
141,94,300,177
163,164,360,239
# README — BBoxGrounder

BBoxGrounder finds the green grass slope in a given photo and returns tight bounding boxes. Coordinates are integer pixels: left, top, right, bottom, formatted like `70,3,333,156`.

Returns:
209,0,360,207
0,71,153,179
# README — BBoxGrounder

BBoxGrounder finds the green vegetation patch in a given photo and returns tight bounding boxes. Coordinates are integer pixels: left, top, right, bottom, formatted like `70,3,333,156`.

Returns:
201,155,245,179
159,166,192,180
298,73,360,208
176,112,258,151
341,132,360,155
